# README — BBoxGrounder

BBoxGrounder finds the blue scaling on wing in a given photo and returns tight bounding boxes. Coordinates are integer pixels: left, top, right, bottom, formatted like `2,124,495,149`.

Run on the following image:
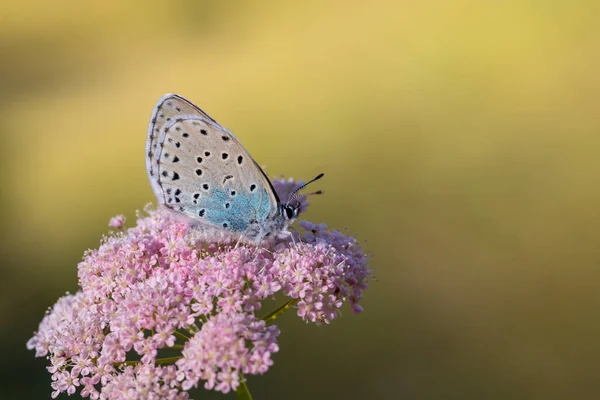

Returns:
203,187,252,233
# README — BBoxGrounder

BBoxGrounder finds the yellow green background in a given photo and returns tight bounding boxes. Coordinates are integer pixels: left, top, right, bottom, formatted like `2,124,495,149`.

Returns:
2,1,599,399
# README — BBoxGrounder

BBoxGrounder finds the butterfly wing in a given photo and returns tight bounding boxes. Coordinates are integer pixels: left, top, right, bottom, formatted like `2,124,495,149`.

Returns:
146,94,280,236
146,94,216,194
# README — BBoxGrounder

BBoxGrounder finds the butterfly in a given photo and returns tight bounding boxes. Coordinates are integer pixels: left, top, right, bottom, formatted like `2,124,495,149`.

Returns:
146,94,323,244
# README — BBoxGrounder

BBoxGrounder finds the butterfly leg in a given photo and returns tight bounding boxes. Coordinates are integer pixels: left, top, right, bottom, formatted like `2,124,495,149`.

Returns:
234,233,244,249
286,227,305,253
287,226,302,243
256,245,276,273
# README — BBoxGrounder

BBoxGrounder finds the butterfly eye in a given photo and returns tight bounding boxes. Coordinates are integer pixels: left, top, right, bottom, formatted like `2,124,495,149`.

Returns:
284,205,297,220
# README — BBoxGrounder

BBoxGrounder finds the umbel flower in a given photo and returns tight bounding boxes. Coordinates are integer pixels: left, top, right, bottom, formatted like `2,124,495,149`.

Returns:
27,178,370,399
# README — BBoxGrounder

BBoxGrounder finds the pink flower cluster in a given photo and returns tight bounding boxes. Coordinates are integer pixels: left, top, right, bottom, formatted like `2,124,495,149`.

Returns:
27,179,370,399
177,313,279,393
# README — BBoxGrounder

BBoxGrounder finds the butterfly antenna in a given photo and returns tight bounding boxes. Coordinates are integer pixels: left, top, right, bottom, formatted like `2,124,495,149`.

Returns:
286,173,325,205
305,190,323,196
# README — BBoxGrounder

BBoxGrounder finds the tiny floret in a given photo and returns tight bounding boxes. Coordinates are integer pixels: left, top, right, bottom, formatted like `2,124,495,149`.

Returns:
108,214,126,229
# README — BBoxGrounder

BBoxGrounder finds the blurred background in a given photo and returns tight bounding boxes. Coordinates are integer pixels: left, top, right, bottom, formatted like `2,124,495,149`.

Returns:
1,1,600,399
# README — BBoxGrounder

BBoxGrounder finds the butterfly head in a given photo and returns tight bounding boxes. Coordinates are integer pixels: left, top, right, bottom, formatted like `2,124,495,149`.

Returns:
281,203,301,220
280,173,325,221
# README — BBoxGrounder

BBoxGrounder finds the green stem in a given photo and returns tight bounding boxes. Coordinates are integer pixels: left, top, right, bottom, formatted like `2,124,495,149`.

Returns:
236,379,253,400
113,360,139,368
174,330,190,341
113,356,182,368
261,298,299,323
155,356,182,365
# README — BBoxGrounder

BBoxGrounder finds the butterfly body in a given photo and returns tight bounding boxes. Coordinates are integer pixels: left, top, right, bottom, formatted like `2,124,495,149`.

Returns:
146,94,305,244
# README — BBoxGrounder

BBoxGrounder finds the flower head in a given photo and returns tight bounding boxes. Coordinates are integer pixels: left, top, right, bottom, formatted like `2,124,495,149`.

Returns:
27,178,371,399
